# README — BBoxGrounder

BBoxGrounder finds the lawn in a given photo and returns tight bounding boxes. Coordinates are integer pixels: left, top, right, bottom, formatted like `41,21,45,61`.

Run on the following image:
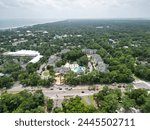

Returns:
82,95,96,107
42,71,50,77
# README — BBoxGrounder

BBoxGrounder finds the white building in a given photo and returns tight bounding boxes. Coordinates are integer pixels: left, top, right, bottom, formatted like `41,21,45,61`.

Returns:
3,50,43,64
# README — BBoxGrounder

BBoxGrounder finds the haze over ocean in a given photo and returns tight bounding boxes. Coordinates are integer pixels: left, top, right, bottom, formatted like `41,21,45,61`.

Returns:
0,19,59,30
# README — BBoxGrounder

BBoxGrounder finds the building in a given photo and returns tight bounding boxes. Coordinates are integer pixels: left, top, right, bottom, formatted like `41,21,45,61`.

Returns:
48,55,61,67
91,54,108,72
3,50,39,57
3,50,43,64
43,31,48,34
123,46,129,49
54,67,70,74
60,49,70,54
88,62,93,72
64,63,85,74
29,55,43,64
12,39,28,46
82,49,97,55
96,26,104,29
109,39,116,44
0,73,4,77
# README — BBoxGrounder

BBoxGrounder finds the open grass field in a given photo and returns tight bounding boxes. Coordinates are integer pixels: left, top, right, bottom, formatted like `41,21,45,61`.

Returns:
82,95,97,107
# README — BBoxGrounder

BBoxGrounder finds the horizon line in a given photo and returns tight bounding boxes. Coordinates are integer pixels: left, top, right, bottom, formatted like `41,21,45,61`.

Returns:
0,18,150,20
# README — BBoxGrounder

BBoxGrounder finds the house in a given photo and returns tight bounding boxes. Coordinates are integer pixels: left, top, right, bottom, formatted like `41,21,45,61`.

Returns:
12,38,28,46
82,49,97,55
109,39,116,44
60,49,70,54
96,26,104,29
123,46,129,49
76,35,82,37
43,31,48,34
0,73,4,77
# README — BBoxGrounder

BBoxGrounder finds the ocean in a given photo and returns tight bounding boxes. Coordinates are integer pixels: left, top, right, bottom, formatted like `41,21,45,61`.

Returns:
0,19,60,30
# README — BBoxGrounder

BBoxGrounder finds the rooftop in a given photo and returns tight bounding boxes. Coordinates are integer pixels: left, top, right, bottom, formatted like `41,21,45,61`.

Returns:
3,50,40,57
82,49,97,55
54,67,70,74
3,50,43,64
60,49,70,54
91,54,108,73
29,55,43,64
48,55,61,65
0,73,4,77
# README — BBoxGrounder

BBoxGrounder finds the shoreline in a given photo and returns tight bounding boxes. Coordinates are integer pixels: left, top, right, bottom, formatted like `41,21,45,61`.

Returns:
0,19,64,31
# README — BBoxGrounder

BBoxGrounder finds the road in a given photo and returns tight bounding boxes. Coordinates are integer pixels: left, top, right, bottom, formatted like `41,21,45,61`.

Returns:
5,79,150,107
8,83,101,99
7,83,102,108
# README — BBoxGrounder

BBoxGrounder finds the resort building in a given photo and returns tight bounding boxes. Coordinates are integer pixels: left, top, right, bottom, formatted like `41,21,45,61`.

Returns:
64,63,85,74
54,67,70,74
91,54,108,72
48,55,61,67
88,62,93,72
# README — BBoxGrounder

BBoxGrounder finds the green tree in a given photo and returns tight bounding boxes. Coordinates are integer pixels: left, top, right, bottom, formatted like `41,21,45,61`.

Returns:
0,90,46,113
47,99,54,112
61,49,84,62
141,97,150,113
0,76,14,89
126,89,148,106
62,96,96,113
55,60,66,67
100,94,120,113
122,96,136,111
77,55,88,66
94,87,121,113
26,63,39,73
64,72,79,86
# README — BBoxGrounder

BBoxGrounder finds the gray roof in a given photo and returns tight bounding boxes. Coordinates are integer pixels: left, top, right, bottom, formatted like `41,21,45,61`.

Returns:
91,54,108,73
60,49,70,54
48,55,61,65
91,54,103,63
54,67,70,74
95,63,108,73
82,49,97,55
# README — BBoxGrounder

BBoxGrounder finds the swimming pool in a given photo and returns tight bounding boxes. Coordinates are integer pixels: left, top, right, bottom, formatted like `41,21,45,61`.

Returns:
71,66,85,73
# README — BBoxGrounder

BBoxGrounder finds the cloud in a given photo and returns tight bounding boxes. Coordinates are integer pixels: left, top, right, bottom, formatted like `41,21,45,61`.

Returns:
0,0,149,19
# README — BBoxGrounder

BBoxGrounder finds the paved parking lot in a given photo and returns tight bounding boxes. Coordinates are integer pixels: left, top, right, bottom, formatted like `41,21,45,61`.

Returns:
133,80,150,90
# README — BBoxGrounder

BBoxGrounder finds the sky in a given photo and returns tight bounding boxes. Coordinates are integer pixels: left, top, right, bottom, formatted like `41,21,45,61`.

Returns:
0,0,150,19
